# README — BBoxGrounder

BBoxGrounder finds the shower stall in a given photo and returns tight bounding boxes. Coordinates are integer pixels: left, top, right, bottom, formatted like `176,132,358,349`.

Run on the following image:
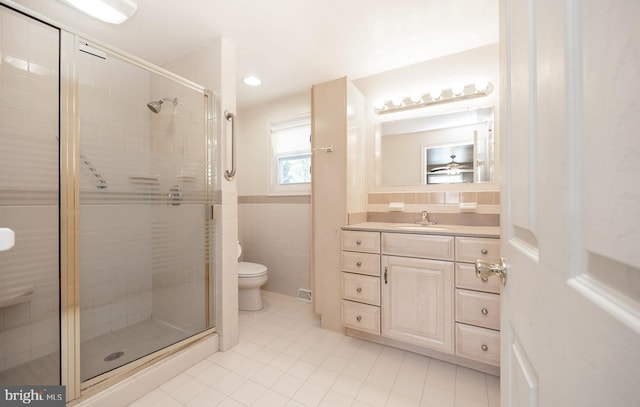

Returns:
0,3,219,396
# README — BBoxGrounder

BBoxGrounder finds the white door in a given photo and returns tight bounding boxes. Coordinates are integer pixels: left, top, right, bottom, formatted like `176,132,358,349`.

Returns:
500,0,640,406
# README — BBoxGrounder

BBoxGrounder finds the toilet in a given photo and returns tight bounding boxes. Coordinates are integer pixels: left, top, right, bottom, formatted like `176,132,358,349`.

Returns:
237,242,268,311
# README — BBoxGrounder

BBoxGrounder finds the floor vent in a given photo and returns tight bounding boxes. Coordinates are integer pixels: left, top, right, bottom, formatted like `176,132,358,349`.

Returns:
297,289,312,303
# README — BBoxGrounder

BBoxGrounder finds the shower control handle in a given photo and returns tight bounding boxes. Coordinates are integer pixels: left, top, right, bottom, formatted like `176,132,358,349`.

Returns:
168,185,183,206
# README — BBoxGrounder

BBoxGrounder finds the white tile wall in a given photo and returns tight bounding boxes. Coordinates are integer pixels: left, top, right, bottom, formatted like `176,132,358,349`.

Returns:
0,6,60,374
77,43,210,343
238,203,311,297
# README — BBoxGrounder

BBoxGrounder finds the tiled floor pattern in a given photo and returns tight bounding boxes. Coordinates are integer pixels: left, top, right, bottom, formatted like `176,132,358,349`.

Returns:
130,291,500,407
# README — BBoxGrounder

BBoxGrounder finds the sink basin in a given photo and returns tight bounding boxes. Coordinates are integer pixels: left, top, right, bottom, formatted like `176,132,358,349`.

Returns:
391,224,451,231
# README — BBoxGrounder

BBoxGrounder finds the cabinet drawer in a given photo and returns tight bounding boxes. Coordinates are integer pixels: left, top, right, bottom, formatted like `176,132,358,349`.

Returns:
342,230,380,253
455,237,500,264
455,262,501,294
455,289,500,330
342,251,380,276
382,233,454,261
342,300,380,335
342,272,380,305
455,323,500,366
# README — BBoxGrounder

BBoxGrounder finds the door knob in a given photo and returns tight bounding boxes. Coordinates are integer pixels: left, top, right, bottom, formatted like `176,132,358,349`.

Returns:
476,257,507,285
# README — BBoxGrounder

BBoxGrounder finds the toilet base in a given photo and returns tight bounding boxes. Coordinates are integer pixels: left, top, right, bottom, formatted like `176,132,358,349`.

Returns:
238,287,263,311
238,274,268,311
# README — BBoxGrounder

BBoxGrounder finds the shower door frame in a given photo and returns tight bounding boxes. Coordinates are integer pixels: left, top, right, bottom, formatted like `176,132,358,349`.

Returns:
59,32,218,402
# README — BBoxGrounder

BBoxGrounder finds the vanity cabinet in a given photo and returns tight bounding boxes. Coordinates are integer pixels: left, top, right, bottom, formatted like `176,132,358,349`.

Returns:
341,227,501,370
381,254,454,353
454,237,501,366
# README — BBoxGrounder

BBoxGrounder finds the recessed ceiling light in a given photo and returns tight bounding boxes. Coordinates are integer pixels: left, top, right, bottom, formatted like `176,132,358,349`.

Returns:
243,76,262,87
59,0,138,25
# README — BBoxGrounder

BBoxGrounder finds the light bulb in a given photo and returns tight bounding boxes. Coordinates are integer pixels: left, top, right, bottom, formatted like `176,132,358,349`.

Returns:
410,94,423,103
429,89,441,100
475,79,489,93
374,99,386,110
243,76,262,86
452,83,464,96
391,97,403,107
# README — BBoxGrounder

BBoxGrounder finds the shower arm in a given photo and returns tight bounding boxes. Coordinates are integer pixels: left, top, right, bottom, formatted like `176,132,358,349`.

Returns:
224,111,236,181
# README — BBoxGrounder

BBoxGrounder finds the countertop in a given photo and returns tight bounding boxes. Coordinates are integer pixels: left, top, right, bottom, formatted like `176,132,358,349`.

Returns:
342,222,500,238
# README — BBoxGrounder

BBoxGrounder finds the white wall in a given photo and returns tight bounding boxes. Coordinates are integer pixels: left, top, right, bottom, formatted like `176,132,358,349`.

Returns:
237,92,310,195
237,92,312,297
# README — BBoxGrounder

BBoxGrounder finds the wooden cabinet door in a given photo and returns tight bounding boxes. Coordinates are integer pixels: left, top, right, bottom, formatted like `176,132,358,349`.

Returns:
381,255,454,354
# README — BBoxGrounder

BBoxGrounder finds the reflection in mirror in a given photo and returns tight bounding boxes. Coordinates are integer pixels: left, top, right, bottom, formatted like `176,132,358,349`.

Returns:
426,144,474,184
377,107,494,186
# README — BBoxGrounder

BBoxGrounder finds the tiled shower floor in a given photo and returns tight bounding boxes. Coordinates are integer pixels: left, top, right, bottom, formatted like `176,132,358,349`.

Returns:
81,319,190,381
0,319,189,385
0,352,59,385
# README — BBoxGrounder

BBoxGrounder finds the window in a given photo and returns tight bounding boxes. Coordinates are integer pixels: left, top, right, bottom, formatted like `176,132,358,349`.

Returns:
270,115,311,194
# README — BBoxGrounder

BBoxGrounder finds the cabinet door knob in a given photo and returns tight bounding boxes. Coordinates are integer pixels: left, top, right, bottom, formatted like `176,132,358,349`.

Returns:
356,261,362,267
481,308,489,315
356,239,362,245
356,315,362,322
481,277,489,282
481,344,489,352
356,287,362,293
481,248,488,255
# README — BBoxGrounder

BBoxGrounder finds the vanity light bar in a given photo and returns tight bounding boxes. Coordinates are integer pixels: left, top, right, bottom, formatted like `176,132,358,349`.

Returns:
374,81,494,115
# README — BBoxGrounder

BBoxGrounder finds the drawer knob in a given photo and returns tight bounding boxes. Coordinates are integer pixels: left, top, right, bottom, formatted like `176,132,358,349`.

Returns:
481,248,488,255
356,315,362,322
356,261,362,267
356,287,362,293
481,344,489,352
481,277,489,282
356,239,362,245
481,308,489,315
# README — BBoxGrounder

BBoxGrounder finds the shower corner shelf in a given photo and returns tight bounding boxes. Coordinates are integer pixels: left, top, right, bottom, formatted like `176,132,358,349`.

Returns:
176,174,196,181
0,284,35,308
128,175,160,183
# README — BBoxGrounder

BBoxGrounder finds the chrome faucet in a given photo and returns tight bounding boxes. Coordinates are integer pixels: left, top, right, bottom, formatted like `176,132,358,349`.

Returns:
416,211,436,225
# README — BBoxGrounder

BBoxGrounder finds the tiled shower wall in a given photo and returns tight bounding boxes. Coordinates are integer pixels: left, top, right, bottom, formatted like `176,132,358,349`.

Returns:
0,8,60,372
78,43,209,340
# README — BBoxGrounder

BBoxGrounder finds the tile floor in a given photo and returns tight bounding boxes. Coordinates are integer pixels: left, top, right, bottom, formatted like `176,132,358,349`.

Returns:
130,291,500,407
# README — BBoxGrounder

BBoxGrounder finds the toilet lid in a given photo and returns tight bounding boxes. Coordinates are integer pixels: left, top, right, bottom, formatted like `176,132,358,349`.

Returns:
238,261,268,277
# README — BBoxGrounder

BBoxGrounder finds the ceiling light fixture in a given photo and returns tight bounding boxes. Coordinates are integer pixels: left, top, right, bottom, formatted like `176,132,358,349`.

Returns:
243,76,262,86
374,81,494,115
59,0,138,24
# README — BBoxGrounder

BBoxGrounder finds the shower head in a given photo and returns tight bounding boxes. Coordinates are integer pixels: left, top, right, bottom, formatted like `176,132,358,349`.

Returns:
146,97,178,113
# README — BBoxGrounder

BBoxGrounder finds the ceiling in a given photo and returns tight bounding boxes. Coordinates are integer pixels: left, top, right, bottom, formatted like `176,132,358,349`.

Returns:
8,0,499,109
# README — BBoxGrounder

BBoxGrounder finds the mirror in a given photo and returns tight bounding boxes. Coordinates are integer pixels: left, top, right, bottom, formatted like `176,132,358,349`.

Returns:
376,107,494,186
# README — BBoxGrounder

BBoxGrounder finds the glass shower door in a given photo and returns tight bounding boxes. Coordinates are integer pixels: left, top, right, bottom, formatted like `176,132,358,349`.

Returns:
76,42,214,382
0,6,61,385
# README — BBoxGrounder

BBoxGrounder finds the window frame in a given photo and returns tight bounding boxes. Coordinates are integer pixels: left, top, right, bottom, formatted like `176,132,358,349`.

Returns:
268,115,311,195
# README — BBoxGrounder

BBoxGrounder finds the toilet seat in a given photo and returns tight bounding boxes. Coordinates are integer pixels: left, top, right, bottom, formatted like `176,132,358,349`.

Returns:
238,261,268,278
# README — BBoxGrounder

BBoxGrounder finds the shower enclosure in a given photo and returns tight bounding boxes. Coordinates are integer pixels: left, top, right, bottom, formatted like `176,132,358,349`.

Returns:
0,3,218,394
